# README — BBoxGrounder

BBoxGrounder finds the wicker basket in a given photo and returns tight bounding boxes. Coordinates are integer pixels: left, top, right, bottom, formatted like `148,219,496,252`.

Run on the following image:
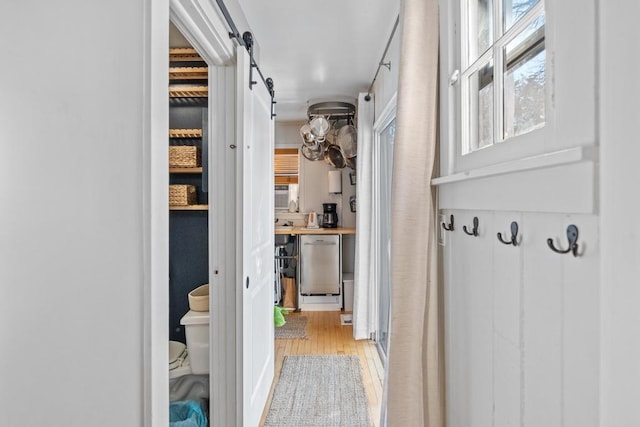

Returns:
169,146,201,168
188,284,209,312
169,184,197,206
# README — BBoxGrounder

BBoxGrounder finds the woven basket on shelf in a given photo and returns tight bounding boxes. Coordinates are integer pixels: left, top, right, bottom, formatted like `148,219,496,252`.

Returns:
169,146,201,168
169,184,197,206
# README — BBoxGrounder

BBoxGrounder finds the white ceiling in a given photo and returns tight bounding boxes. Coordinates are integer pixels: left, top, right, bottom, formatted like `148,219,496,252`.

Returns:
236,0,400,122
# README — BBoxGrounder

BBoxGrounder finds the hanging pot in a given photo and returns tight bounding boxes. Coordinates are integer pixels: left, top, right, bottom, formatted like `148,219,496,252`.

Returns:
324,144,346,169
299,123,316,146
337,124,357,158
309,116,331,140
301,143,324,161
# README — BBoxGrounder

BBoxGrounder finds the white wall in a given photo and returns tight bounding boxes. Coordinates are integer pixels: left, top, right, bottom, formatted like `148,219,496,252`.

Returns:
599,1,640,425
275,120,305,148
0,1,168,425
438,0,603,425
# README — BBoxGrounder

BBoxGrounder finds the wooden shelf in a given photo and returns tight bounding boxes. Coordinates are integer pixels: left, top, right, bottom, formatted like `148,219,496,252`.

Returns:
169,67,208,80
170,167,203,174
170,204,208,211
169,48,204,63
169,85,208,98
169,128,202,138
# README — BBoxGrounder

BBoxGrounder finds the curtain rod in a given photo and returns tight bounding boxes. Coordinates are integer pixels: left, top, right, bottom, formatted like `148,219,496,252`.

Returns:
364,16,400,102
215,0,277,118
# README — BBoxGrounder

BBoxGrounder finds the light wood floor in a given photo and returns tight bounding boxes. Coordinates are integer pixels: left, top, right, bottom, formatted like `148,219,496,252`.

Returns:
259,311,384,427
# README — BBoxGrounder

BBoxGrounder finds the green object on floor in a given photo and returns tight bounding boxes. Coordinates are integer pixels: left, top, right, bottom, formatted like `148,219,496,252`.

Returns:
274,306,288,327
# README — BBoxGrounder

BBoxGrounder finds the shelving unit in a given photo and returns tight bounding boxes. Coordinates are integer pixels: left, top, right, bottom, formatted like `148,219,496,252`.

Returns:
169,47,204,62
170,204,208,211
169,86,208,99
170,167,203,174
170,67,208,80
168,45,210,344
169,128,203,138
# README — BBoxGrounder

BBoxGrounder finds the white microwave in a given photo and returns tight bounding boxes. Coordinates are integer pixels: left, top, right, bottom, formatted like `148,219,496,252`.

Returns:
274,184,290,210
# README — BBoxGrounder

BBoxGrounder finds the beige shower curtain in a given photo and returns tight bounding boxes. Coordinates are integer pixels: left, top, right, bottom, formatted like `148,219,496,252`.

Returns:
385,0,444,426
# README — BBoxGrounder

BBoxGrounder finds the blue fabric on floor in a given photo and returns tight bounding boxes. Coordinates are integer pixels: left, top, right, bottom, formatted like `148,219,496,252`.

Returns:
170,400,207,427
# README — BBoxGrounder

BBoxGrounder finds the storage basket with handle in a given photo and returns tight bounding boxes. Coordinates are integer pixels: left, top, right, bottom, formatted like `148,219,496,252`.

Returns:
188,284,209,312
169,184,197,206
169,146,201,168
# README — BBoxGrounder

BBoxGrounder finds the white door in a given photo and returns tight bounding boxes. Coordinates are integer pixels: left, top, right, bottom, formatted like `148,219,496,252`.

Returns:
236,46,275,426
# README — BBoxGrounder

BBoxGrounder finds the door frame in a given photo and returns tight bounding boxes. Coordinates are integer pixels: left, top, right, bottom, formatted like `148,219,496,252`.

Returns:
372,93,397,363
145,1,238,425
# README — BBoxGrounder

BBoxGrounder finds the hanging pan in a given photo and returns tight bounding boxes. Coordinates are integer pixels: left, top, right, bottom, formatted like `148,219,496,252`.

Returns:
345,155,356,170
299,123,316,146
324,144,346,169
301,143,324,161
337,124,357,158
309,116,331,142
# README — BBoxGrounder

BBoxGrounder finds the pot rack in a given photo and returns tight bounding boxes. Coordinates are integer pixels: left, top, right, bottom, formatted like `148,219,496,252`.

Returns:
307,101,356,126
215,0,277,119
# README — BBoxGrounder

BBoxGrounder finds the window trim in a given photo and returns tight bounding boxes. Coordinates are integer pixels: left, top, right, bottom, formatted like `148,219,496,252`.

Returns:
460,0,546,155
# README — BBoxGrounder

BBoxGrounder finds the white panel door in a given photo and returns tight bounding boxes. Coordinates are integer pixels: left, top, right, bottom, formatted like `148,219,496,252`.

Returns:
236,46,275,426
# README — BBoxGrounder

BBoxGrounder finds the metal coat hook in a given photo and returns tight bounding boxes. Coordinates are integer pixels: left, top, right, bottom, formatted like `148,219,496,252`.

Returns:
547,224,580,257
463,217,479,237
497,221,519,246
442,215,454,231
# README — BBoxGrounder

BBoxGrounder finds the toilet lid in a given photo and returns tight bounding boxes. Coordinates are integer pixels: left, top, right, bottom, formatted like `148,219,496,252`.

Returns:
169,341,188,369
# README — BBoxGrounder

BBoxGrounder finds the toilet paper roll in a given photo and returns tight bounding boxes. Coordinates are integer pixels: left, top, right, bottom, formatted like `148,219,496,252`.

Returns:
328,170,342,194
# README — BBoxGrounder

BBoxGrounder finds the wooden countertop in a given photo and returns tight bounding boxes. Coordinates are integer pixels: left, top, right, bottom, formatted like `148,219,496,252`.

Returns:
275,227,356,235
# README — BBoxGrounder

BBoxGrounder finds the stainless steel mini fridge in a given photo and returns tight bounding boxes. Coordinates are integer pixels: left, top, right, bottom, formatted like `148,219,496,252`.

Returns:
299,234,340,295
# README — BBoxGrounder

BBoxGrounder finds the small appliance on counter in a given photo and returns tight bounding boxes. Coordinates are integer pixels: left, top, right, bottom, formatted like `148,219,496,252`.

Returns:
307,211,319,228
322,203,338,228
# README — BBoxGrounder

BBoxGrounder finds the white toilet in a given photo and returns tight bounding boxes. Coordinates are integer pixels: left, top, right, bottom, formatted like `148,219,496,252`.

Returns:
169,310,210,402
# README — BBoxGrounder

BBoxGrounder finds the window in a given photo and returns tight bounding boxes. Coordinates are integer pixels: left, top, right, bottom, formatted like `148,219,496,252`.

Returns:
274,148,299,184
462,0,545,155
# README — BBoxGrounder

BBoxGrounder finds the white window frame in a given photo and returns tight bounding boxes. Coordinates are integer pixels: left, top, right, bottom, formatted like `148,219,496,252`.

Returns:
440,0,597,178
461,0,546,153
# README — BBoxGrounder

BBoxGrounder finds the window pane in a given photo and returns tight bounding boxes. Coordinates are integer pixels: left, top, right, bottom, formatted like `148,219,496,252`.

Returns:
503,0,540,31
467,60,494,153
468,0,493,63
503,43,545,139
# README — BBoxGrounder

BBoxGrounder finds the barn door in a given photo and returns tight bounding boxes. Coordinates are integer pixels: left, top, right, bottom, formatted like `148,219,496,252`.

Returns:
236,45,275,426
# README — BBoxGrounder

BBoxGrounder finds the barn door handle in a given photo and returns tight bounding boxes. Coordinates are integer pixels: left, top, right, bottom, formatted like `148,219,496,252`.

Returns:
246,277,250,289
547,224,580,257
497,221,519,246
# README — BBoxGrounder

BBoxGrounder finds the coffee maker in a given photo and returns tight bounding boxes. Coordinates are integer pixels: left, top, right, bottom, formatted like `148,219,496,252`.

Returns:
322,203,338,228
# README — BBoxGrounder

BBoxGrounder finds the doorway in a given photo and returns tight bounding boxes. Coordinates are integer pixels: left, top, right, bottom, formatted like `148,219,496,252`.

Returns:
376,117,396,359
373,95,397,362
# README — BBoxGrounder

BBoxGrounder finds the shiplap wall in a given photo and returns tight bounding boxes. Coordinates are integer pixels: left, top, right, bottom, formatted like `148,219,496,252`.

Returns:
437,0,604,425
442,211,599,426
